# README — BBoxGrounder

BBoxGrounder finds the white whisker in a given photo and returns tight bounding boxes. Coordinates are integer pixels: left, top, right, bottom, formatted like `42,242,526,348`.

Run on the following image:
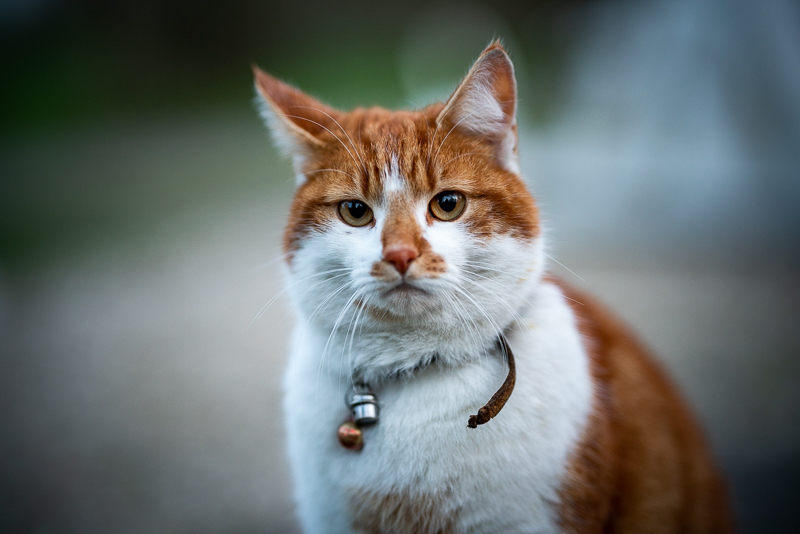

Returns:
544,252,586,282
283,113,364,176
459,270,532,332
448,284,511,374
441,289,487,371
441,151,479,168
317,288,363,392
303,168,358,181
292,105,367,173
342,298,367,392
430,107,484,170
248,268,349,328
246,251,289,275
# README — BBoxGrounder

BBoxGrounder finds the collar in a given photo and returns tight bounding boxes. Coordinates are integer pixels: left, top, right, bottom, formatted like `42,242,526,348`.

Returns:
337,334,516,451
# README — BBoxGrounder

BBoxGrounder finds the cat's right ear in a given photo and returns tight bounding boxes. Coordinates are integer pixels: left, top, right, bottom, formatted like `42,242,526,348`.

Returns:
436,42,519,174
253,67,340,184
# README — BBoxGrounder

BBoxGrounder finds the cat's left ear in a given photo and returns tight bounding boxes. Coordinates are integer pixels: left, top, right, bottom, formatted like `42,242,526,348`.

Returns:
253,66,342,184
437,41,519,173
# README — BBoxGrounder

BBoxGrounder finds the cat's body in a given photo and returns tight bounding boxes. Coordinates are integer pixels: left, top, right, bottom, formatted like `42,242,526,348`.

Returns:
285,277,589,533
255,42,732,533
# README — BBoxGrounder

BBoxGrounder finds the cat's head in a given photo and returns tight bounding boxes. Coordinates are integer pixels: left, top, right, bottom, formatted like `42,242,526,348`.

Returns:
255,42,543,373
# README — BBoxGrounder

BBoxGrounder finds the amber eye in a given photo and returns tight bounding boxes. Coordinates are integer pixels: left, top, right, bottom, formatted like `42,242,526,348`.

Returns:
338,200,374,227
430,191,466,221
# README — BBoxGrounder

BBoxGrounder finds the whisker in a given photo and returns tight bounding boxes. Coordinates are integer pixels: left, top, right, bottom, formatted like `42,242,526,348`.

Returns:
357,115,364,150
462,261,540,302
426,114,443,170
284,276,353,398
441,151,479,168
246,251,290,275
431,108,485,169
342,297,367,392
260,272,348,328
442,289,487,371
430,98,518,170
317,288,363,391
449,283,503,337
460,275,529,329
303,168,359,182
309,282,356,401
248,269,349,327
544,252,586,282
448,285,512,373
560,294,586,307
464,262,585,307
461,261,531,280
291,105,366,173
459,269,534,330
305,280,353,328
283,114,364,176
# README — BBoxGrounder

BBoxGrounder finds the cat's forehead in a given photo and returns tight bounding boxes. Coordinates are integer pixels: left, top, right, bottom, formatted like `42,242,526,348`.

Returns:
304,105,490,201
354,108,435,197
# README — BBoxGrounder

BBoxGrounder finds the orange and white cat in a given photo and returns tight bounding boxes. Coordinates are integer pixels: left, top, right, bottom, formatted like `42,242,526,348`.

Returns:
254,42,732,533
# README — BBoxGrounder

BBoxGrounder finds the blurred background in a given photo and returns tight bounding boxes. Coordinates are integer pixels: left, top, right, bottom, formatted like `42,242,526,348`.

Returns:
1,0,798,532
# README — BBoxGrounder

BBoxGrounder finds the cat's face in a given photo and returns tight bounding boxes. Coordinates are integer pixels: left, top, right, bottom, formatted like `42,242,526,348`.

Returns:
257,43,543,372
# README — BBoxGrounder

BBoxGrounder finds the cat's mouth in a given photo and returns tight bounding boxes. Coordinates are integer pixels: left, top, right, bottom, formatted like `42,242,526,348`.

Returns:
353,282,435,321
383,282,428,297
379,281,435,312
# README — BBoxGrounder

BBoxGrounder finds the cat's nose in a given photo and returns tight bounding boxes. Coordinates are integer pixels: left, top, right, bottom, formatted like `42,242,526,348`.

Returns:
383,245,418,276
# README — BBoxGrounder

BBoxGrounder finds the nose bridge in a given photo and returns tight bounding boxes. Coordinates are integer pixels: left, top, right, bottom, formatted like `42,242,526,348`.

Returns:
381,198,422,252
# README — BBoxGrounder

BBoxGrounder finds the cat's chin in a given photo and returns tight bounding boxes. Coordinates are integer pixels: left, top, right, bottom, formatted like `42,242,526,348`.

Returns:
383,282,427,297
361,283,440,319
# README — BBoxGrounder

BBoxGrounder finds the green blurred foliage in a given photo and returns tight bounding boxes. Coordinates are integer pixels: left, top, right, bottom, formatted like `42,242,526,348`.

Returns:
0,0,590,266
0,0,589,133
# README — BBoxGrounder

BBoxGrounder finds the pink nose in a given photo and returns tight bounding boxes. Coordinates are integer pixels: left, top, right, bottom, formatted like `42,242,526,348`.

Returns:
383,246,419,275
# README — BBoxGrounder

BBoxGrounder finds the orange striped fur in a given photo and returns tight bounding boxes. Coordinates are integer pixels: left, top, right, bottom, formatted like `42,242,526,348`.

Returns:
554,280,733,533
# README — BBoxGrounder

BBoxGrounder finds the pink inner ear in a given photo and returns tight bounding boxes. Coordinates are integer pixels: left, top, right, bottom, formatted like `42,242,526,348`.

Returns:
485,51,517,121
437,44,518,141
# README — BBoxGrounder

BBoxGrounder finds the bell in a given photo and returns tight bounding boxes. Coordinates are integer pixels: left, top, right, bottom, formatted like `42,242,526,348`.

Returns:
346,389,379,426
337,420,363,451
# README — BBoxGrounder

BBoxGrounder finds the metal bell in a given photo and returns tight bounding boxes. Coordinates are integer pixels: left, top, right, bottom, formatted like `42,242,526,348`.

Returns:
345,386,379,426
337,420,363,451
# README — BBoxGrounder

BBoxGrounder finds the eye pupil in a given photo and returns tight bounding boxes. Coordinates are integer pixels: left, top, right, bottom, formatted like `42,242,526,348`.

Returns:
339,200,373,227
439,194,458,212
348,201,367,219
429,191,465,221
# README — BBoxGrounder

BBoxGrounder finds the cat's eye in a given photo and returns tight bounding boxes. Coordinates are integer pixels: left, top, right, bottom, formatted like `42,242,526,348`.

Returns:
430,191,466,221
338,200,374,227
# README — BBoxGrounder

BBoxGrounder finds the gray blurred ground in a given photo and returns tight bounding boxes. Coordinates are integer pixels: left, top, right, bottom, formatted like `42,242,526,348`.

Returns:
1,114,799,534
2,1,799,533
0,119,301,534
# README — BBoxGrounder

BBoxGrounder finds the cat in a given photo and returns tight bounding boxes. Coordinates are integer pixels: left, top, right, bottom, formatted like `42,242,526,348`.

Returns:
253,41,733,534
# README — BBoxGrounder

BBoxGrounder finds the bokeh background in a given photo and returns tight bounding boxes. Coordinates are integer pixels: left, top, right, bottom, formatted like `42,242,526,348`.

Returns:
1,0,799,532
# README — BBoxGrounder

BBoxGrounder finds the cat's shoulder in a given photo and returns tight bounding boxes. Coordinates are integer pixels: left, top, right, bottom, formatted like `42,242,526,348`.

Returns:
542,275,733,533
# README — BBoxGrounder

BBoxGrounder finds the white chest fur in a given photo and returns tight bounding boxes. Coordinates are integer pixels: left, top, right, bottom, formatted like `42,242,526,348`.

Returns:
283,280,593,534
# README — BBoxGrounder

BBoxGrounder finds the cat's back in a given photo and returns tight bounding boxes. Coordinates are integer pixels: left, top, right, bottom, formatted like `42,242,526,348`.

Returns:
554,279,734,533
